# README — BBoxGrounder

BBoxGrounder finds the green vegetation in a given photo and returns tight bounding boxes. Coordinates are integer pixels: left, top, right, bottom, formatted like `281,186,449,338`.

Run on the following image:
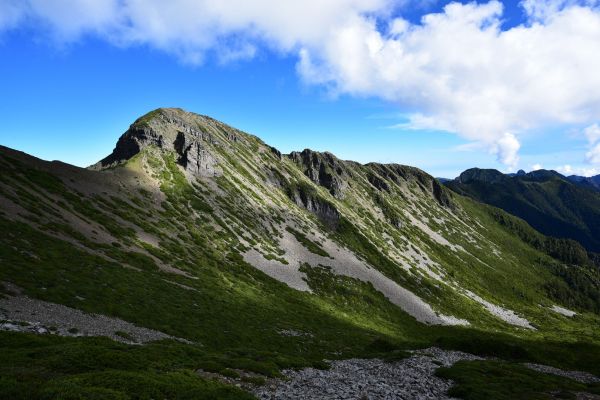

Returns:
481,204,600,313
446,168,600,252
2,109,600,398
0,332,254,400
437,360,600,400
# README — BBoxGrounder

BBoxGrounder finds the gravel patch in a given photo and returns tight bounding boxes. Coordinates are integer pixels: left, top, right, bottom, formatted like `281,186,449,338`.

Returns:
550,305,577,317
524,363,600,384
252,347,483,400
245,225,468,326
0,282,186,344
464,290,534,329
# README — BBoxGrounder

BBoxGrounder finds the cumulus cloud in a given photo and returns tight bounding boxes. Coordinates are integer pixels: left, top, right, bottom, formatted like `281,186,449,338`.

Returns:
2,0,393,61
584,123,600,145
580,123,600,164
494,133,521,169
298,1,600,167
586,144,600,163
521,0,600,22
555,164,600,176
3,0,600,167
531,163,544,170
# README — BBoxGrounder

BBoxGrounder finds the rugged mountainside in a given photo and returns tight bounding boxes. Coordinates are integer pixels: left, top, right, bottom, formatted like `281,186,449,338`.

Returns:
446,168,600,253
568,174,600,192
1,108,600,398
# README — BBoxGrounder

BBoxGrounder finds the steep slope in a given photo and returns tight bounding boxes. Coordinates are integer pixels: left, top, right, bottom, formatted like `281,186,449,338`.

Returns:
1,108,600,398
568,174,600,192
446,168,600,253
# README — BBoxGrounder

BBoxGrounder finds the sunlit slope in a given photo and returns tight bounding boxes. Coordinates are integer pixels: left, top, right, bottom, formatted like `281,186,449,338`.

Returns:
1,107,599,354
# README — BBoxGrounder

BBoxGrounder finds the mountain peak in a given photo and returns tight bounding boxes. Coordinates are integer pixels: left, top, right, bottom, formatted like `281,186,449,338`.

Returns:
288,148,350,199
456,168,505,184
523,169,564,182
91,108,248,176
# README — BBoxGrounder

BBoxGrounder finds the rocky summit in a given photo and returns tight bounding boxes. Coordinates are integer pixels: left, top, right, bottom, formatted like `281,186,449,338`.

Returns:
1,108,600,399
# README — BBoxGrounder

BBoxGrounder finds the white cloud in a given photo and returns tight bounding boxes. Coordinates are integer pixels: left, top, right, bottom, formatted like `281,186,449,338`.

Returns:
3,0,393,60
531,163,544,170
557,164,574,174
3,1,600,168
299,1,600,167
521,0,600,22
579,123,600,164
586,143,600,163
584,123,600,145
494,133,521,169
555,164,600,175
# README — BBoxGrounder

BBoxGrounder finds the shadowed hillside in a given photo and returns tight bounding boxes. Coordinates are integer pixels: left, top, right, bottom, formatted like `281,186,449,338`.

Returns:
446,168,600,254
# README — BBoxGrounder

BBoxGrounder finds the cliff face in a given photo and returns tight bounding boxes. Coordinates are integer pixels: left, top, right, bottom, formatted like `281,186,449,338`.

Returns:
287,149,349,199
92,108,239,177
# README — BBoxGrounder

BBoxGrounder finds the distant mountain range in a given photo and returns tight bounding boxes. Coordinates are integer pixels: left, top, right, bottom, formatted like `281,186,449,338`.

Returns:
566,174,600,192
445,168,600,253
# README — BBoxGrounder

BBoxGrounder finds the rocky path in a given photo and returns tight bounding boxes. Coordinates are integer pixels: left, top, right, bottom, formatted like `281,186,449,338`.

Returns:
0,282,183,344
252,348,483,400
250,348,600,400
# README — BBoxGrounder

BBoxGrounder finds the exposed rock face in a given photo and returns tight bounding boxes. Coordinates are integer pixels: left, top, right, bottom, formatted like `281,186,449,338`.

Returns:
92,108,223,177
269,146,282,160
173,131,219,177
288,149,348,199
286,182,340,228
366,171,390,192
368,163,453,208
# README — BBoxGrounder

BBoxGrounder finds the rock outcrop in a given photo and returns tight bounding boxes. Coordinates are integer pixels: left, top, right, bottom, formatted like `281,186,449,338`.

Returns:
91,108,225,177
285,181,340,228
288,149,349,199
368,163,453,208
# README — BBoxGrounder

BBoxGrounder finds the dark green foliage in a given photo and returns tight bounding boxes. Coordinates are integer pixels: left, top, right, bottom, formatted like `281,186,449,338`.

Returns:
0,332,254,400
447,169,600,252
436,360,600,400
114,331,134,341
484,207,600,313
432,329,600,376
219,368,240,379
488,208,590,266
545,264,600,313
0,215,429,376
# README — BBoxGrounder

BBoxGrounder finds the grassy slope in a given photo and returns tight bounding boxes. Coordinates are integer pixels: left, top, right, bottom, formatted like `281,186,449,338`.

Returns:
436,360,600,400
446,171,600,252
1,108,600,398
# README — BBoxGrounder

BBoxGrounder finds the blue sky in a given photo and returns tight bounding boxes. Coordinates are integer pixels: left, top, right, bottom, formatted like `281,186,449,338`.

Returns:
1,0,600,178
